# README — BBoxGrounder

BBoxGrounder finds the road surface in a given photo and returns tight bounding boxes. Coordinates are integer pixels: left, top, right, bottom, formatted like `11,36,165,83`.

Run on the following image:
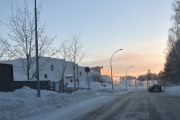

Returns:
77,90,180,120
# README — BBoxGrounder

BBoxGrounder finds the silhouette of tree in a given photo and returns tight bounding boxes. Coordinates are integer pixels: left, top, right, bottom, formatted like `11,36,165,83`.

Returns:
163,0,180,84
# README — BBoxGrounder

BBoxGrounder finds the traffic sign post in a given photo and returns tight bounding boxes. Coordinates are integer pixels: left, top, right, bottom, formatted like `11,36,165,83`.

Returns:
85,67,90,90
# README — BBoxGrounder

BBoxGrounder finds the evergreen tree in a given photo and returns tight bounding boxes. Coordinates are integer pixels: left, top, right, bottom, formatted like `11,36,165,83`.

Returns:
163,0,180,84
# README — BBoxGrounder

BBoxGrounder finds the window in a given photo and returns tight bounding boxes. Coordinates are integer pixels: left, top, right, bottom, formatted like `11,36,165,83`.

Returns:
80,72,82,76
51,65,54,71
44,74,47,78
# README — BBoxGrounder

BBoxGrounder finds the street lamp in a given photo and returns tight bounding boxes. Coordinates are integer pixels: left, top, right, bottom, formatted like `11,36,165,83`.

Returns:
125,66,133,91
110,49,123,90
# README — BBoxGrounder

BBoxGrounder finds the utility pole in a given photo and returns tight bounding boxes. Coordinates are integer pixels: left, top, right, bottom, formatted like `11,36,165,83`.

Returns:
35,0,40,97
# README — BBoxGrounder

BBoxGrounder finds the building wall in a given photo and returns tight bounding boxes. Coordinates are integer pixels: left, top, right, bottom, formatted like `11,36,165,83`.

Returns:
100,69,114,77
5,57,87,85
0,64,14,92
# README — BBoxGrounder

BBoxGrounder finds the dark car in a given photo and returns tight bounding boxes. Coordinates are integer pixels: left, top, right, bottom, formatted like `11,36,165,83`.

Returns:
148,84,162,92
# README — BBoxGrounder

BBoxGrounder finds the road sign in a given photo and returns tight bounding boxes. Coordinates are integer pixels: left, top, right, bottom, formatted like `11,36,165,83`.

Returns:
85,67,90,73
85,67,90,90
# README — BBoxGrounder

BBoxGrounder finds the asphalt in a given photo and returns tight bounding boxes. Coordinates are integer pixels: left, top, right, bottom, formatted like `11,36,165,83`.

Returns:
76,90,180,120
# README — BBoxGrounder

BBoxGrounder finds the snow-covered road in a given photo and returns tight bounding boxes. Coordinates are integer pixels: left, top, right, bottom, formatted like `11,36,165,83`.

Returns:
21,90,130,120
76,90,180,120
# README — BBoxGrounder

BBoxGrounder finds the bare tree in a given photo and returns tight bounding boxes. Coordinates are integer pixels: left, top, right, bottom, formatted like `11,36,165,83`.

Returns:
0,21,10,63
68,33,87,89
6,3,56,80
55,40,69,92
91,73,103,82
0,38,11,63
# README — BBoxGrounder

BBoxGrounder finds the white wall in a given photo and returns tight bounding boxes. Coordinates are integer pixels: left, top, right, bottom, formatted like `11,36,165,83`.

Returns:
5,57,87,84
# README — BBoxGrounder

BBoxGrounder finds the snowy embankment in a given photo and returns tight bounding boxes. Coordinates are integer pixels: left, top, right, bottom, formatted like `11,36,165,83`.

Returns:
0,86,95,120
164,85,180,95
0,81,142,120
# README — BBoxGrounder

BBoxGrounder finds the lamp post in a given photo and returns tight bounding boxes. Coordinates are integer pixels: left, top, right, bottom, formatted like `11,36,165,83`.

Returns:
110,49,123,90
125,66,133,91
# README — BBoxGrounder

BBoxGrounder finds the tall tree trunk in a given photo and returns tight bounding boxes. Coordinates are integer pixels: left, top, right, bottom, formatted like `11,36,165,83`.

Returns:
27,55,30,80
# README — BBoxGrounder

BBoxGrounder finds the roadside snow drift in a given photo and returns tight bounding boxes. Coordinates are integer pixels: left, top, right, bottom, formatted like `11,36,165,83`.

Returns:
0,81,146,120
0,86,96,120
164,86,180,95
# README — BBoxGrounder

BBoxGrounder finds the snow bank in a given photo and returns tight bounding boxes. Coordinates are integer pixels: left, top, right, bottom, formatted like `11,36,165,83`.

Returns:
0,86,95,120
0,81,145,120
164,86,180,95
67,81,105,90
67,81,124,91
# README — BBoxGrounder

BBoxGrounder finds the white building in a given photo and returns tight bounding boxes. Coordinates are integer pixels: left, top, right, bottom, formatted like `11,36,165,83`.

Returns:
5,57,87,85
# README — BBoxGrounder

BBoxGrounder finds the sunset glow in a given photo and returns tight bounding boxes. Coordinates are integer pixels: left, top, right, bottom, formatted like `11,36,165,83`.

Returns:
85,42,166,77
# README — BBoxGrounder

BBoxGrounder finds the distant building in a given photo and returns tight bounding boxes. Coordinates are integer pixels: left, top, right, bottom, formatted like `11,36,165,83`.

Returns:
91,66,115,77
4,57,87,85
90,66,116,83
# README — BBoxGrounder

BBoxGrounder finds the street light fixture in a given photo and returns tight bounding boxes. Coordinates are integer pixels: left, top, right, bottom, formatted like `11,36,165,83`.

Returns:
110,49,123,90
125,66,133,91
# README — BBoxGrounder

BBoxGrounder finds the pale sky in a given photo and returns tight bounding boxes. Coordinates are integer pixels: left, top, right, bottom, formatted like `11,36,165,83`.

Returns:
0,0,172,76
